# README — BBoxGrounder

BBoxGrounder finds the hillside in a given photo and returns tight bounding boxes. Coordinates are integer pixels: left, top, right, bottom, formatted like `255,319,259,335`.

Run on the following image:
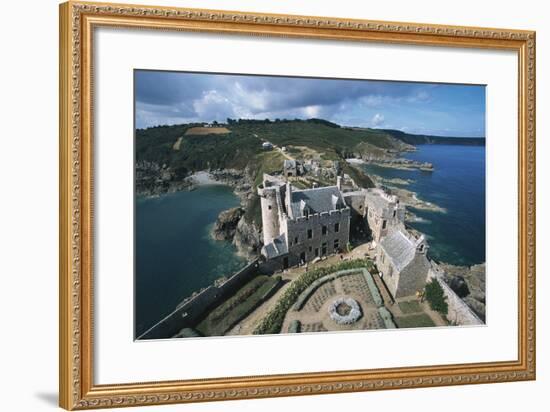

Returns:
135,119,484,194
379,129,485,146
137,119,405,177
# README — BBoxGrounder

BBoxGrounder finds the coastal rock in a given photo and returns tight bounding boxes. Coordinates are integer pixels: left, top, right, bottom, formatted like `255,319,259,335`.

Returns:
440,263,486,321
136,160,191,197
212,207,245,241
463,296,486,321
447,275,470,298
233,217,262,259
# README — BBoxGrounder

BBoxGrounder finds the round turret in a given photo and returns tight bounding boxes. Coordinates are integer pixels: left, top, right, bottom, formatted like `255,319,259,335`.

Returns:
260,187,281,245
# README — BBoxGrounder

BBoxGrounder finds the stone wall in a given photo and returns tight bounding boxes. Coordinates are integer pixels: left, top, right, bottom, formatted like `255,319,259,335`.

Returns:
285,209,350,266
428,264,484,326
138,259,261,340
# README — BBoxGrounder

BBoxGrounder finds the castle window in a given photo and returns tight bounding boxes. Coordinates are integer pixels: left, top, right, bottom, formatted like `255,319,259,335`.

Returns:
315,248,319,257
359,205,363,209
382,220,387,229
334,223,340,233
393,210,396,217
307,229,313,239
268,205,272,210
322,225,327,235
419,244,424,253
294,236,299,245
309,246,312,252
334,239,339,250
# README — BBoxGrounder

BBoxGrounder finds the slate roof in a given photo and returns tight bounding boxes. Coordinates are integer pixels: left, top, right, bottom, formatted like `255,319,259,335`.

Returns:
262,234,288,259
379,229,417,272
289,186,346,217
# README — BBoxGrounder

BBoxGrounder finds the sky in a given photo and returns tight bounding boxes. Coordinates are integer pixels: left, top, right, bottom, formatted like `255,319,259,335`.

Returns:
135,70,486,137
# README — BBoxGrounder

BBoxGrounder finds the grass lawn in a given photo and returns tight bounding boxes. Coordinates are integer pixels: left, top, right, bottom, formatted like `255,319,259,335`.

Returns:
394,313,436,329
398,300,423,314
196,275,281,336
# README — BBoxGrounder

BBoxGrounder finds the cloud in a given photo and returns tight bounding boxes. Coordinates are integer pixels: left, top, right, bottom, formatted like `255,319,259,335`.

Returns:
371,113,385,127
134,71,485,137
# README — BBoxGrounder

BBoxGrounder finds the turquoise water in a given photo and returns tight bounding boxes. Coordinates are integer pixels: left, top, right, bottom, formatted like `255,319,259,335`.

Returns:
361,144,485,266
135,185,247,336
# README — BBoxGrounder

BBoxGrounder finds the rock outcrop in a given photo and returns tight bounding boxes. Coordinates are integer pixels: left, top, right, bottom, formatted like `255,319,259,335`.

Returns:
233,217,263,260
136,160,190,197
212,207,244,241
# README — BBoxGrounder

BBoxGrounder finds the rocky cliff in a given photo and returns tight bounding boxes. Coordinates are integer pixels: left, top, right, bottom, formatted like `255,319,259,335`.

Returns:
212,207,244,241
233,217,262,260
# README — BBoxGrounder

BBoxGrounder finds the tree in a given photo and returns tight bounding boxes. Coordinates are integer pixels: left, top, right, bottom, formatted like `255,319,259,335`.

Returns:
424,278,448,315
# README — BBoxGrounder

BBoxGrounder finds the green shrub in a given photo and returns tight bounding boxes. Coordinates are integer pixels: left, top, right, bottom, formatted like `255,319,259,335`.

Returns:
424,278,448,315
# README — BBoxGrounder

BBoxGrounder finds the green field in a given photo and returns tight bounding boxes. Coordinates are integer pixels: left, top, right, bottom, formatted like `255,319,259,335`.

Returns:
394,313,436,328
398,300,423,314
195,275,282,336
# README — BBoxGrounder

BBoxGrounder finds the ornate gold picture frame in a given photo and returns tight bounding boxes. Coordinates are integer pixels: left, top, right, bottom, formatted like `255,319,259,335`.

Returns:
59,1,536,409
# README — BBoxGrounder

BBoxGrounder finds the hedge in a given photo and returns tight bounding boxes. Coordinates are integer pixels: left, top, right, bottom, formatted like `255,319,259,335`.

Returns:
253,259,371,335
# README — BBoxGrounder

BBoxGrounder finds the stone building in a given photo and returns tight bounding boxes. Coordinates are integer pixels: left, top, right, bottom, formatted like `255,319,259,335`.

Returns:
258,165,430,301
343,188,405,244
376,228,431,299
258,174,350,268
283,159,300,177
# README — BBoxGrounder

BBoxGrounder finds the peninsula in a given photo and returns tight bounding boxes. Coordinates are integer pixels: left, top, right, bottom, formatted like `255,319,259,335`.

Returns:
135,119,486,339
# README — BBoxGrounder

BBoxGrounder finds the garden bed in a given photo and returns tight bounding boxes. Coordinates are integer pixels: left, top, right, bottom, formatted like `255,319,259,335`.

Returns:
196,275,282,336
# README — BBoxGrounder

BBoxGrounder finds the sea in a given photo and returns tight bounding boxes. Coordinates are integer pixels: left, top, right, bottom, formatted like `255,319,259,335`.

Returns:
360,144,486,267
135,185,247,336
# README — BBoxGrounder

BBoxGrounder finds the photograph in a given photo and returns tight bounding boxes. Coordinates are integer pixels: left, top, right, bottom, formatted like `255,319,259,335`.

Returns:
134,71,486,340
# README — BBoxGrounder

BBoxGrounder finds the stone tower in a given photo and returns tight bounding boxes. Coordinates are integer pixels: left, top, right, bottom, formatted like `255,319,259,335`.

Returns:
257,177,282,245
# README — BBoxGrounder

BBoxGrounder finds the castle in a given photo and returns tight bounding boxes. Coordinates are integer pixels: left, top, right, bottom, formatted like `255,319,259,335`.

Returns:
257,174,351,270
258,170,431,299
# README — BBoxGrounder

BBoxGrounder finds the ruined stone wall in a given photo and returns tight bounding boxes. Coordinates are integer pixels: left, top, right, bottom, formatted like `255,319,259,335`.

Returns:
285,209,351,266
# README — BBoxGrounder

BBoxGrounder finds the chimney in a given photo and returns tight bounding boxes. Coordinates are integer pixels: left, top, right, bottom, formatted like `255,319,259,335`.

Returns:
336,175,342,191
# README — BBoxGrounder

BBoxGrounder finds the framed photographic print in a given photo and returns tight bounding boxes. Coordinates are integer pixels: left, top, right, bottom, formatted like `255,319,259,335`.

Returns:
59,1,536,409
